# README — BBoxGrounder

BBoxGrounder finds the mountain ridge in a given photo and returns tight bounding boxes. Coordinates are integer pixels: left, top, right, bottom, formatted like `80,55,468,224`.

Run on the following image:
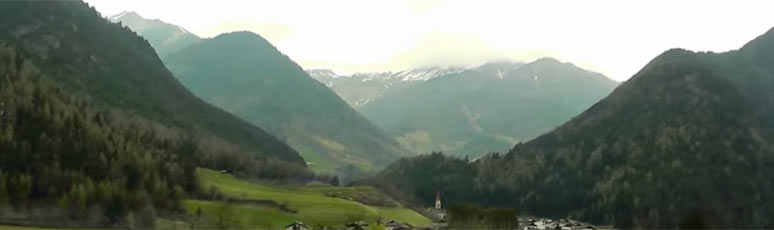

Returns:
109,11,202,58
128,21,411,178
347,59,618,157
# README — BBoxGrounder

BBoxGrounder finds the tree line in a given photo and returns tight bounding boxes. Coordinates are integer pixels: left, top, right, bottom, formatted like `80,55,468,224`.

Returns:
0,46,337,228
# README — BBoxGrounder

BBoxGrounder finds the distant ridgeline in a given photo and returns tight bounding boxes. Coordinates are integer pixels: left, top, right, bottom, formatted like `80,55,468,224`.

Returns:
0,1,318,227
364,27,774,229
309,59,619,159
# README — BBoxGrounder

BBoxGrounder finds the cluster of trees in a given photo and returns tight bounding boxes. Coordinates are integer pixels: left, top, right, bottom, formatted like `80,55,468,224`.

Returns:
359,152,478,207
0,46,196,227
361,152,515,209
447,204,518,230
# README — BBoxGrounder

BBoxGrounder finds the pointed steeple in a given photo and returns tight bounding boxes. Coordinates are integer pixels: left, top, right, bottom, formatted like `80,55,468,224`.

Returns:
434,190,442,209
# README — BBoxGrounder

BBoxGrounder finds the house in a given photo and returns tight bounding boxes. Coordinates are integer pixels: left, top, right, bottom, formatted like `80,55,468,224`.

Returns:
427,208,447,221
425,222,448,230
346,220,369,230
385,220,412,230
285,221,309,230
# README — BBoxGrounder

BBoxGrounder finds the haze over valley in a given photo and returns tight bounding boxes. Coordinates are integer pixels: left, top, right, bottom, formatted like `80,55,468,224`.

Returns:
1,1,773,229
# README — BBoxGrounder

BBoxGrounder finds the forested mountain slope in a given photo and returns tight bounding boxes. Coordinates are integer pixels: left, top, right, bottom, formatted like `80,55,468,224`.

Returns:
162,31,408,176
367,27,774,229
0,1,313,227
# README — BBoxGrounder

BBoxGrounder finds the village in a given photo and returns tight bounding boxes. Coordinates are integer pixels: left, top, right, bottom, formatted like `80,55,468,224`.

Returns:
282,191,607,230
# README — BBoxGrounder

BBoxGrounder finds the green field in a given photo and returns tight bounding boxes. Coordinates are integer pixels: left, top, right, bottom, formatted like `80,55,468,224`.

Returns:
188,168,431,229
0,226,52,230
0,169,430,229
296,146,338,173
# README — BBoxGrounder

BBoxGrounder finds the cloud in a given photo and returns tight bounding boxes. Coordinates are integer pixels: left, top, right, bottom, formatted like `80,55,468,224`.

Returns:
390,31,513,68
85,0,774,81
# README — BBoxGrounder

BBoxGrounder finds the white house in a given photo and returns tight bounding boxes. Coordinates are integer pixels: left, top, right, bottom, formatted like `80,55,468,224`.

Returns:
285,221,309,230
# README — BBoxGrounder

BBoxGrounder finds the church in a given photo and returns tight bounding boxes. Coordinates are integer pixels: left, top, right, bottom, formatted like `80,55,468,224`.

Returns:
427,191,447,221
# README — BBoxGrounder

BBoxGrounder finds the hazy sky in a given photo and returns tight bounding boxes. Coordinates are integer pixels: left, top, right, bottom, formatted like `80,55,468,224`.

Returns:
85,0,774,81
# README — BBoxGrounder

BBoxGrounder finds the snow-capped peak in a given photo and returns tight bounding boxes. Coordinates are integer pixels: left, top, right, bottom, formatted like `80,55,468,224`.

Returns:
395,67,466,81
345,67,465,82
109,11,141,22
306,69,342,78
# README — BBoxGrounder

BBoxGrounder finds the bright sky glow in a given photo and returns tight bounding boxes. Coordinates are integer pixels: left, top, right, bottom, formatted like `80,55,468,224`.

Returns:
85,0,774,81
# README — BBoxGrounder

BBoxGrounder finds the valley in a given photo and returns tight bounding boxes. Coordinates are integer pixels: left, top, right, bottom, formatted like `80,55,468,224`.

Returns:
1,0,772,229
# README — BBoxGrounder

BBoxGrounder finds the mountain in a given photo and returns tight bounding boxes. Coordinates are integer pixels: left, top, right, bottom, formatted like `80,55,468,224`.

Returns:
152,30,408,177
109,11,201,58
0,1,310,227
331,60,618,158
308,67,465,107
366,27,774,229
0,2,304,165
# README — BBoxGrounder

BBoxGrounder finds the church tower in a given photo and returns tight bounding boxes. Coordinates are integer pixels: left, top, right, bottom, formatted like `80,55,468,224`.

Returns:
434,191,442,209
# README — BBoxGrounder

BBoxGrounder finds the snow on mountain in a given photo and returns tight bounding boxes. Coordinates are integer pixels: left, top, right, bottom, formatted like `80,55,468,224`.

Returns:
108,11,133,21
306,63,522,108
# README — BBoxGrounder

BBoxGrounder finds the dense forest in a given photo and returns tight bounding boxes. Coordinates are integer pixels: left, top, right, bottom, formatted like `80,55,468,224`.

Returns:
0,1,339,228
0,1,305,165
0,46,196,227
365,27,774,229
360,153,516,209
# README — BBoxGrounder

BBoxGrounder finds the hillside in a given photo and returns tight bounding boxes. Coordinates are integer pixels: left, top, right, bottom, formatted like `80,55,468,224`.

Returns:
160,31,408,176
0,1,316,227
480,28,774,228
187,168,431,229
0,1,304,165
367,27,774,229
355,59,618,157
109,11,202,58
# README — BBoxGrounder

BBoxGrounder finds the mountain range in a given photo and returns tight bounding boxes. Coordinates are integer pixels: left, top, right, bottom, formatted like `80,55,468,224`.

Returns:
112,13,409,178
312,60,619,158
308,67,466,107
365,27,774,229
